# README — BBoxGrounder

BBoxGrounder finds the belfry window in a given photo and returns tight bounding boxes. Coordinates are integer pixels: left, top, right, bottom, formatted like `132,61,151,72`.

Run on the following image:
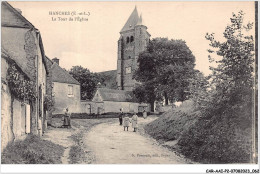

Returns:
126,67,132,74
126,37,130,44
130,36,134,42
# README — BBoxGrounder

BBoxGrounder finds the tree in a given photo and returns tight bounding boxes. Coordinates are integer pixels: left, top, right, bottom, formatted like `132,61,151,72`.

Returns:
133,38,196,109
133,82,158,111
188,70,210,109
205,11,255,118
69,66,101,100
177,11,255,163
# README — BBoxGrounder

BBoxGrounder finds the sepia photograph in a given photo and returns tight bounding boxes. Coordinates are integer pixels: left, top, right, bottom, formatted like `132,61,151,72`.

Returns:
0,0,258,173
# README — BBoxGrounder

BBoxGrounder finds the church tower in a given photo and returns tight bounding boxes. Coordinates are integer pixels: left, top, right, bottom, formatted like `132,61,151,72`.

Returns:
117,7,150,91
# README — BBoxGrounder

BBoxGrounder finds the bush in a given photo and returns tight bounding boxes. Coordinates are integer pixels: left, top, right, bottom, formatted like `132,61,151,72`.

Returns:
1,135,64,164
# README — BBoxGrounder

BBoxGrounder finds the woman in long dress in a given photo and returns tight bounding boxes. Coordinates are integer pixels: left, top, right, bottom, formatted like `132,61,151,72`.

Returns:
131,112,138,132
63,108,71,128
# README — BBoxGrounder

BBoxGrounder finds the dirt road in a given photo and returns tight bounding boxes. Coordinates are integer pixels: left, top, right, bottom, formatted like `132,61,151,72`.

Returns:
43,118,116,164
85,117,188,164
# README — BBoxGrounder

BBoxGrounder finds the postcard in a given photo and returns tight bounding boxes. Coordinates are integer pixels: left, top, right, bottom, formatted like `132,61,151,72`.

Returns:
1,1,258,173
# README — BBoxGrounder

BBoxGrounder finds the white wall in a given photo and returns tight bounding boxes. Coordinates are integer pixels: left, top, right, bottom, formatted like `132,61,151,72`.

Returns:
80,101,95,114
1,83,29,152
1,81,13,152
103,101,140,113
53,82,81,114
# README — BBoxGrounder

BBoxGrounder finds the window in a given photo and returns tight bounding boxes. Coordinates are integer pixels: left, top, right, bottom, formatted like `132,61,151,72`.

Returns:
130,36,134,42
126,37,130,44
68,85,73,96
126,67,132,74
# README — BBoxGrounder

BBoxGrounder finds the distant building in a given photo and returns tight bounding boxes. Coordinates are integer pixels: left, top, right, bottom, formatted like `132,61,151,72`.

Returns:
1,2,48,151
80,100,94,114
45,56,54,125
117,6,150,91
51,58,81,114
92,88,150,114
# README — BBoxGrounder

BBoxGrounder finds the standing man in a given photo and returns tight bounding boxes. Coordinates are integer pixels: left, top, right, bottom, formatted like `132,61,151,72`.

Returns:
143,109,147,119
118,108,123,125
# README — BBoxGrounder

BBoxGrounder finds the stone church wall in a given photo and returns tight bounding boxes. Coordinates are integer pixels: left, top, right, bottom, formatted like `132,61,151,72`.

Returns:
117,15,150,91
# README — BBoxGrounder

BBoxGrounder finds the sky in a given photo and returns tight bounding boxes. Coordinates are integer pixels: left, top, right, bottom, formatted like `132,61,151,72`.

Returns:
8,1,255,75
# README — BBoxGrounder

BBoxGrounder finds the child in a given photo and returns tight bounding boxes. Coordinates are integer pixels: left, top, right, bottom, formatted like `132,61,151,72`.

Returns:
132,112,138,132
123,114,131,131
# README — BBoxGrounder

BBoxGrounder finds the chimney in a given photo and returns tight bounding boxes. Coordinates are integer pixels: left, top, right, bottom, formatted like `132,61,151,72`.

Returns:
52,58,59,65
15,8,22,14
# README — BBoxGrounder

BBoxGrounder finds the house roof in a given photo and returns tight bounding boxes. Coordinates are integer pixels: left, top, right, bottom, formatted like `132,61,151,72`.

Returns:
2,2,48,76
120,6,140,33
2,1,34,29
1,26,37,80
45,56,54,74
45,56,53,65
1,47,31,80
38,33,48,74
95,88,138,102
51,63,80,85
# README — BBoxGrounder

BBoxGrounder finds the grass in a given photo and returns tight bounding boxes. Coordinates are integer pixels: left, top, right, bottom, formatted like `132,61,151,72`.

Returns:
144,100,199,142
69,145,85,164
1,135,64,164
144,100,255,163
177,108,254,163
69,129,86,164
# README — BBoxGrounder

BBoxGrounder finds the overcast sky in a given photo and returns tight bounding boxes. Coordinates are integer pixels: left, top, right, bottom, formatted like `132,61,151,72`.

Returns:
9,1,255,75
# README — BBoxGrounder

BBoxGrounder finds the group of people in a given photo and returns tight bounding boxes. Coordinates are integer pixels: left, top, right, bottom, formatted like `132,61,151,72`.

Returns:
62,108,147,131
118,109,140,132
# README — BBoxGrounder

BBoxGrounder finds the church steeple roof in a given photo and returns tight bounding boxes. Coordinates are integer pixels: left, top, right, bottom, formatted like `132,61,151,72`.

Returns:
136,14,144,26
120,6,139,33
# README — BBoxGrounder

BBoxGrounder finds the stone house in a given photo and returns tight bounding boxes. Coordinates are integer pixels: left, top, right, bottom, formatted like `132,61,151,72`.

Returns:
92,88,150,114
51,58,81,114
1,2,48,151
